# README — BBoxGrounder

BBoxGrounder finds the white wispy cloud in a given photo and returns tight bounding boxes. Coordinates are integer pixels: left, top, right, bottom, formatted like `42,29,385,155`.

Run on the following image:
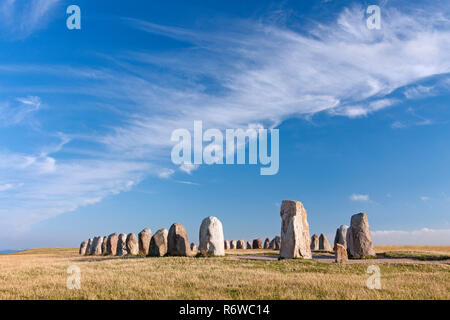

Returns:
372,228,450,245
350,194,370,201
0,0,60,39
420,196,430,201
1,3,450,235
158,168,175,179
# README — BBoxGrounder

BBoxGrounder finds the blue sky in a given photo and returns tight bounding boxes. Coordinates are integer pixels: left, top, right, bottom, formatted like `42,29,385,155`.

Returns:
1,0,450,249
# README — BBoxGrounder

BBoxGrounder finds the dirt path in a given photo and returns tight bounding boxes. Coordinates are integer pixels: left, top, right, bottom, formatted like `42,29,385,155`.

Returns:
232,253,450,265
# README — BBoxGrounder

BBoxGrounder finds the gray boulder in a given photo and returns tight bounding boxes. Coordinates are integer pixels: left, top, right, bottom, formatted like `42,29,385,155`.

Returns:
346,213,376,259
149,228,168,257
168,223,191,256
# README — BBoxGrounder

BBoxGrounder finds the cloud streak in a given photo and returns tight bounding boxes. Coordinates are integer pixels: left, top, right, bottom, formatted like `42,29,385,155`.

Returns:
1,2,450,236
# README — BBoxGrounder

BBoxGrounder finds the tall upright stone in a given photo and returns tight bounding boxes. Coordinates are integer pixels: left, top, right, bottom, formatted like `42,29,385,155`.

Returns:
224,240,230,250
230,240,237,249
334,225,349,251
280,200,312,259
319,233,333,251
85,238,93,255
346,213,376,259
190,243,197,253
252,238,263,249
126,233,139,255
274,235,281,250
149,228,168,257
138,228,152,256
264,238,270,249
246,241,252,249
269,238,275,249
79,241,88,255
168,223,191,256
92,236,103,255
237,240,245,249
310,234,319,251
107,233,118,255
117,233,128,256
199,216,225,256
101,236,107,254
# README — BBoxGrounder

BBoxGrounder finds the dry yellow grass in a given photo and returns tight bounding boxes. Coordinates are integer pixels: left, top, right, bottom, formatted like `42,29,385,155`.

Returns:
0,247,448,300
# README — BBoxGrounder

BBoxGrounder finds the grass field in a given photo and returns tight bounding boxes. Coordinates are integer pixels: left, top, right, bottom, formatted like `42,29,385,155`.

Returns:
0,246,448,300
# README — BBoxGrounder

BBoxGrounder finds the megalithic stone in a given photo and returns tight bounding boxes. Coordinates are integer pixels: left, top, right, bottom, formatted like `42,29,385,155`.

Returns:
107,233,118,255
199,216,225,256
333,225,348,251
280,200,312,259
346,213,376,259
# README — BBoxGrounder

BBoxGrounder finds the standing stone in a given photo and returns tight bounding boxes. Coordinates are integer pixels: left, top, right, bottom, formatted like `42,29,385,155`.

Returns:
280,200,312,259
333,225,349,251
269,238,275,249
252,238,263,249
310,234,319,251
101,236,107,254
237,240,245,249
138,228,152,256
246,241,252,249
79,241,88,255
85,238,93,255
126,233,139,255
346,213,376,259
190,243,197,253
107,233,118,255
92,236,103,256
224,240,230,250
149,228,168,257
274,236,281,250
230,240,237,249
319,233,333,251
168,223,191,256
263,238,270,249
335,243,348,264
199,216,225,256
117,233,128,256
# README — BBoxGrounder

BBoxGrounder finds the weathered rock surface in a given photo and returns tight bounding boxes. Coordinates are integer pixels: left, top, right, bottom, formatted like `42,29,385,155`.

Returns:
246,241,252,249
274,235,281,250
107,233,118,255
101,236,107,254
126,233,139,255
333,225,348,250
252,238,263,249
269,238,275,249
264,238,270,249
346,213,376,259
79,241,88,255
319,233,333,251
190,243,197,253
335,243,348,264
116,233,128,256
138,228,152,256
92,236,103,255
230,240,237,249
199,216,225,256
149,228,168,257
237,240,245,249
168,223,191,256
310,234,319,251
279,200,312,259
85,238,93,255
224,240,230,250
